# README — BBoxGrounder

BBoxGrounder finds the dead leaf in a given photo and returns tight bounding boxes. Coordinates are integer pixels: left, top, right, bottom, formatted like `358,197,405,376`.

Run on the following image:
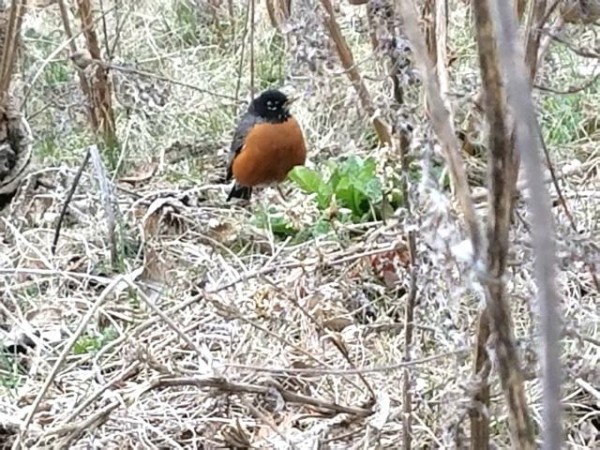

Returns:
118,161,159,184
323,316,353,332
369,247,410,287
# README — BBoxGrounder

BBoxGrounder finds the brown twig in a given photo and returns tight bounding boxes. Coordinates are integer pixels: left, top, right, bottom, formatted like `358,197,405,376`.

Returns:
319,0,392,146
535,127,599,292
263,276,378,403
73,56,239,102
494,2,563,449
47,401,121,447
210,241,407,293
471,157,600,203
57,0,98,128
76,0,117,150
0,0,25,100
395,0,483,261
471,1,533,448
397,122,417,450
434,0,453,121
208,294,366,393
46,363,140,436
266,0,290,31
249,0,256,98
543,31,600,59
423,0,436,66
523,0,549,81
149,376,373,417
534,70,600,94
122,280,211,372
241,398,298,448
51,146,92,255
225,348,469,375
235,0,251,103
108,4,130,59
98,0,111,59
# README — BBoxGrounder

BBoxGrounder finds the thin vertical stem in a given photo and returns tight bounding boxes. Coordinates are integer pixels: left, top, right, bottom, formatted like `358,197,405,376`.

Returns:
249,0,256,98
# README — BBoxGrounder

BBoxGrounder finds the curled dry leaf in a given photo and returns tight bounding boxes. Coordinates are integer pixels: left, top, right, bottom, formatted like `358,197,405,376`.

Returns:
118,160,159,184
141,197,187,237
139,198,188,283
206,220,236,243
368,246,411,287
322,316,354,332
253,285,274,317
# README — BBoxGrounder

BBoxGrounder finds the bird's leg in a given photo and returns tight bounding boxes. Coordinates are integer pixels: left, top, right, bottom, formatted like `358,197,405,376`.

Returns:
276,185,288,203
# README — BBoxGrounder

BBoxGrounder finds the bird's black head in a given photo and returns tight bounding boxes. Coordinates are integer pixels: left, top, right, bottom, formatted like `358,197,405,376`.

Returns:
249,89,294,123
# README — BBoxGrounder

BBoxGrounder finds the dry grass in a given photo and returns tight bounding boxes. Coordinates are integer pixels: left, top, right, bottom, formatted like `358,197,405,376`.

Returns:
0,1,599,448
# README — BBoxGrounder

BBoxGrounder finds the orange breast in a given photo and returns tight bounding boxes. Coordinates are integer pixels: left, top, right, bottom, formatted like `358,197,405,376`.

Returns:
232,117,307,187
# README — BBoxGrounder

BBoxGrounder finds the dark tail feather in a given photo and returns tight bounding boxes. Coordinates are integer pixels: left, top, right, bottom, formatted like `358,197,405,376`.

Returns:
227,183,253,201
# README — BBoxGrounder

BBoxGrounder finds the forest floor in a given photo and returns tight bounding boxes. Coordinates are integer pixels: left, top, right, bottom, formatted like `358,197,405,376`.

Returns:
1,1,599,448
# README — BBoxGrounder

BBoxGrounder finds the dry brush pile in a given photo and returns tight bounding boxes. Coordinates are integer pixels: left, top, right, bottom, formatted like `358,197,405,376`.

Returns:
0,0,599,449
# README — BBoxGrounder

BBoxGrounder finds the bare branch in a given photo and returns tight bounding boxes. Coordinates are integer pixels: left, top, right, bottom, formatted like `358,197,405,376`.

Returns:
395,0,483,261
471,1,533,447
320,0,392,146
494,2,563,449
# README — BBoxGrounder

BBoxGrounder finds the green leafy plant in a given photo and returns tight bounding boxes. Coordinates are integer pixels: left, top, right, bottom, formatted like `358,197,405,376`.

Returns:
254,156,400,241
289,155,385,220
173,0,201,47
254,208,298,238
253,208,332,242
289,166,332,209
73,327,118,355
0,348,22,389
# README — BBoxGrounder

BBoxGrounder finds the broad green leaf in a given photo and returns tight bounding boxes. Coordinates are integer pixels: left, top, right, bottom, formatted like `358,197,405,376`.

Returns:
333,177,352,205
360,178,383,202
341,155,362,177
312,219,331,235
335,181,367,217
360,157,377,178
289,166,324,193
289,167,333,209
316,188,333,210
254,209,297,237
268,216,297,237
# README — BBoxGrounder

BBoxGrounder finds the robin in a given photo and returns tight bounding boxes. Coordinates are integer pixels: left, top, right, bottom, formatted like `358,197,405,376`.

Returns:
226,89,307,202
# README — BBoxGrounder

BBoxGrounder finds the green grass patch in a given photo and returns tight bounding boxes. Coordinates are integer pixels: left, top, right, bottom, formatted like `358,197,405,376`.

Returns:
540,92,586,146
73,327,119,356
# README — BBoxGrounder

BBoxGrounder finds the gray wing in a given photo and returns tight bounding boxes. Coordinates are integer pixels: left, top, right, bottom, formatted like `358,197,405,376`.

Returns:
226,112,262,181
